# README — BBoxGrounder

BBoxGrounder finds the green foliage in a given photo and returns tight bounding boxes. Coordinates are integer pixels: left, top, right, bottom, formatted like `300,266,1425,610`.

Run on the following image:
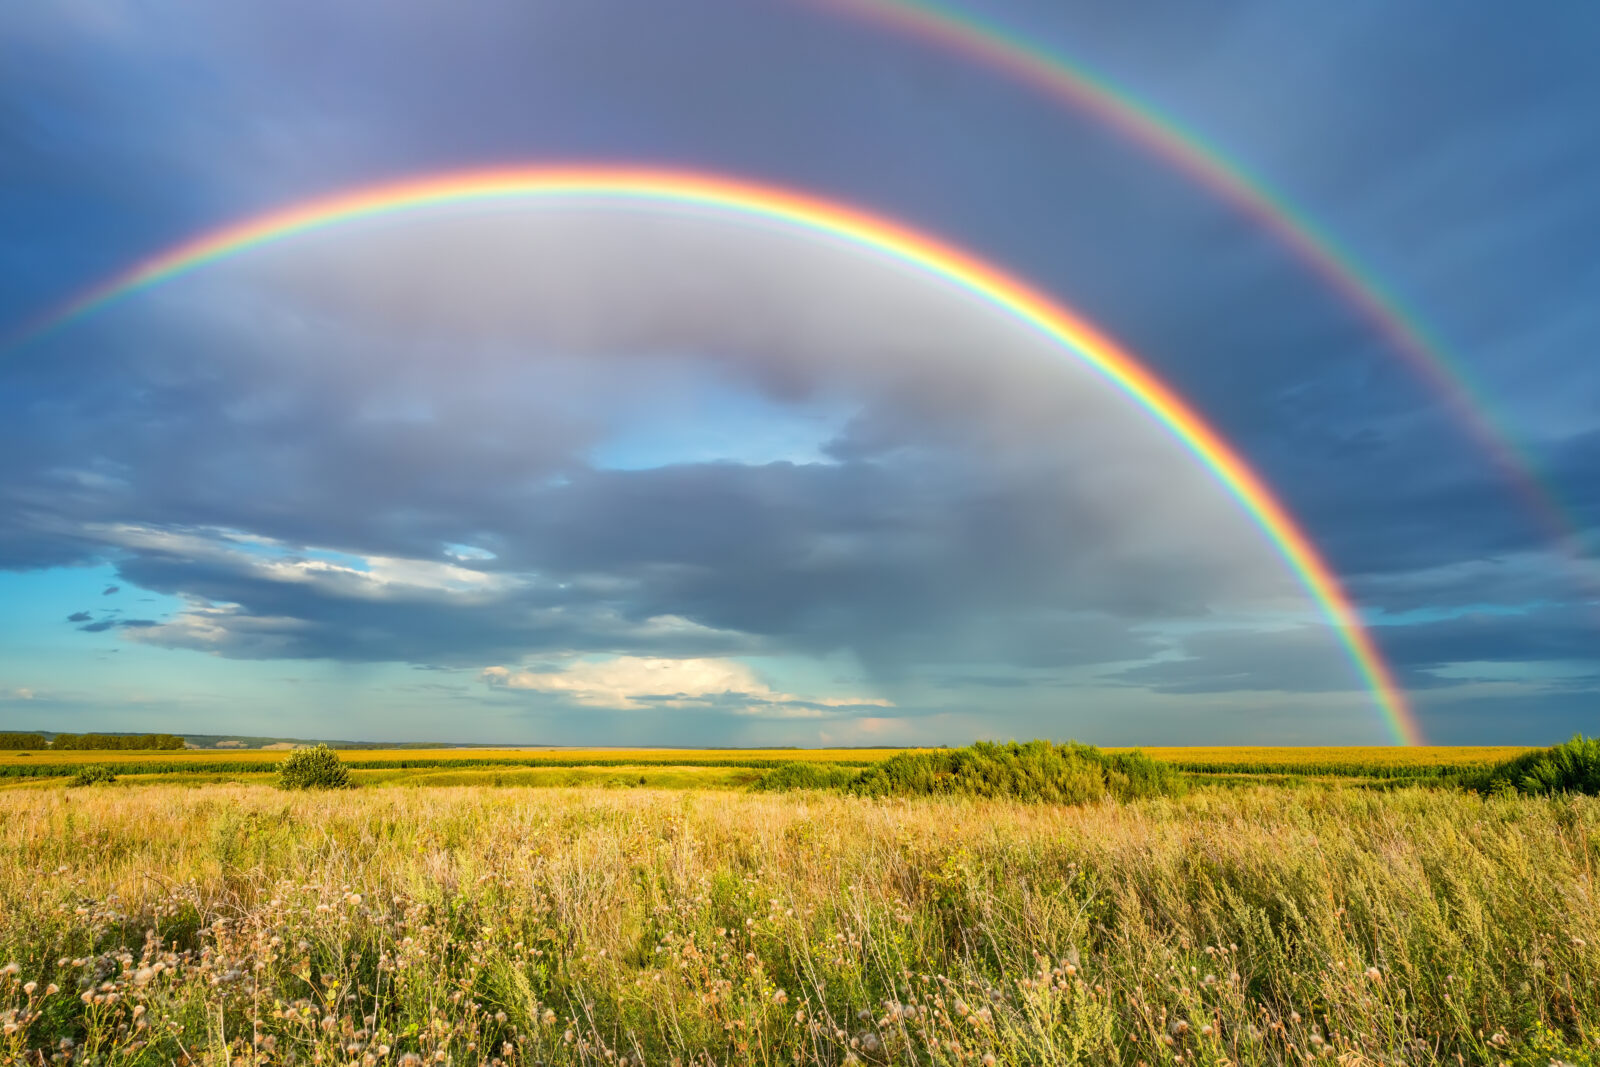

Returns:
49,731,185,750
275,744,352,790
0,731,47,749
751,761,862,792
69,764,117,787
1473,735,1600,796
847,739,1186,803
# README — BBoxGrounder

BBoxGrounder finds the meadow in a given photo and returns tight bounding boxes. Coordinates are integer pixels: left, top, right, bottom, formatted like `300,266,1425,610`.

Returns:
0,745,1528,784
1,745,1596,1066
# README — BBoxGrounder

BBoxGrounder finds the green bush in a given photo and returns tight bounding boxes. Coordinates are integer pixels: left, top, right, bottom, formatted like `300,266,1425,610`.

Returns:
275,744,352,790
751,761,862,792
847,739,1186,804
1474,735,1600,796
0,732,47,750
69,764,117,787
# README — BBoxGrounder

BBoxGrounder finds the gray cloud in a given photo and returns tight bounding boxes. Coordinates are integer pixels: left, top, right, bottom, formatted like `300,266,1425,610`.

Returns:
1,212,1337,686
2,0,1597,739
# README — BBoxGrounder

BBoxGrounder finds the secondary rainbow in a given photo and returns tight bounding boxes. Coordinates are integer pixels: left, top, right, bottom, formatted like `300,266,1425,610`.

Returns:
822,0,1588,558
1,165,1424,744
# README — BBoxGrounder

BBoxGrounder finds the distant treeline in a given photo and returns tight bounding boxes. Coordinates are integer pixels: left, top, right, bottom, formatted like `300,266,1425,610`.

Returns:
0,732,185,751
0,755,872,778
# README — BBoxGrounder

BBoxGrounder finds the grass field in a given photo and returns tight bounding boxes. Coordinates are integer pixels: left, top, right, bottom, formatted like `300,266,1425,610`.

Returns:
1,743,1593,1066
1,781,1596,1066
0,745,1532,784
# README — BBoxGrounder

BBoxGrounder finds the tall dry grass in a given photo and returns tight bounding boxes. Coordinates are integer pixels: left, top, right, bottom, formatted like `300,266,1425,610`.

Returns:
0,785,1595,1065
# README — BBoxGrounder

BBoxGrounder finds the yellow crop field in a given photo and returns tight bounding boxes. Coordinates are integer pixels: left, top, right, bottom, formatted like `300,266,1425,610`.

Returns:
0,746,922,767
1131,745,1529,765
0,744,1531,767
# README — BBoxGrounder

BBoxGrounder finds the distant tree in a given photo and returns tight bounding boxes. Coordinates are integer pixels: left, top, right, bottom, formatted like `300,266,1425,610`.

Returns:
275,744,352,790
0,732,48,750
50,733,184,751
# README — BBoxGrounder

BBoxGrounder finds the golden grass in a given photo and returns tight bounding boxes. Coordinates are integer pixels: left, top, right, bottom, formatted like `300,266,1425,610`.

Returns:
0,784,1594,1065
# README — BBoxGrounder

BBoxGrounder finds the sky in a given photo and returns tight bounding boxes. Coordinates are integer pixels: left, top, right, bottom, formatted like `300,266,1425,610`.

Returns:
0,1,1596,746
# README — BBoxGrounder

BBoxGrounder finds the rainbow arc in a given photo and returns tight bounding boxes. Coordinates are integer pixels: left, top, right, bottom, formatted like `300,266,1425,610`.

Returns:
824,0,1587,559
0,166,1424,744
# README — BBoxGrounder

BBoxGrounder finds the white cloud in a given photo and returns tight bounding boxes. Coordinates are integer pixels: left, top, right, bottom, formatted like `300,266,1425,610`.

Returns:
480,656,891,713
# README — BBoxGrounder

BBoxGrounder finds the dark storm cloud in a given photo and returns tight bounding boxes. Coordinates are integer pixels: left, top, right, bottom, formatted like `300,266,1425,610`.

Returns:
0,212,1313,679
1,0,1597,738
1115,603,1600,696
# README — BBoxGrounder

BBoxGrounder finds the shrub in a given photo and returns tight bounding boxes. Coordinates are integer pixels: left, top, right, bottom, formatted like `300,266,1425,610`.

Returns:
69,764,117,787
1474,735,1600,796
847,739,1186,804
0,732,47,750
275,744,352,790
752,761,862,792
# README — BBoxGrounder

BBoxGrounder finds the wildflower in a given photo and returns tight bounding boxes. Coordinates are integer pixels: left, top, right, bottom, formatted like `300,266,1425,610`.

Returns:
1201,1024,1214,1037
0,963,17,977
773,989,788,1005
982,1055,997,1067
45,984,59,995
1570,938,1586,948
1170,1019,1190,1035
398,1055,423,1067
542,1009,557,1026
23,982,36,995
1365,967,1383,983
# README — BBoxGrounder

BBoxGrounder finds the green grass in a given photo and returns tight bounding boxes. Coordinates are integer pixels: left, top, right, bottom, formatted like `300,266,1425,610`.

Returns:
1471,735,1600,796
847,740,1187,802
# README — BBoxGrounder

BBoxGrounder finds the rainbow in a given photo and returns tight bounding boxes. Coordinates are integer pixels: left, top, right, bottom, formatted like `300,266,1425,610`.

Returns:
0,166,1423,744
821,0,1588,558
